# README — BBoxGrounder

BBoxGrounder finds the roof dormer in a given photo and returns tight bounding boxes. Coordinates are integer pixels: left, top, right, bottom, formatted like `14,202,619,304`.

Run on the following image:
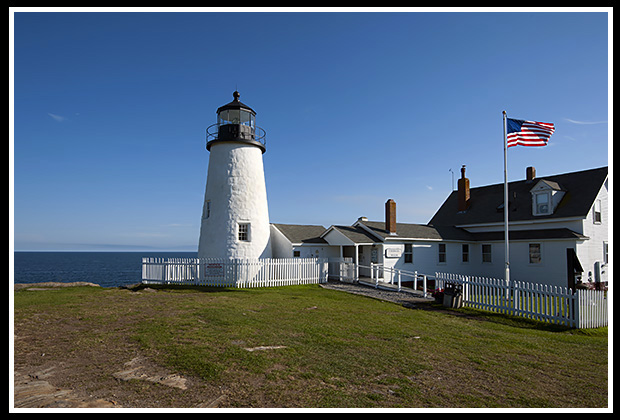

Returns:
530,179,565,216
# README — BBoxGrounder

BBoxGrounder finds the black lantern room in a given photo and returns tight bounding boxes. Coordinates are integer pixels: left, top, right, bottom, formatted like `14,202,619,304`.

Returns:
206,91,266,153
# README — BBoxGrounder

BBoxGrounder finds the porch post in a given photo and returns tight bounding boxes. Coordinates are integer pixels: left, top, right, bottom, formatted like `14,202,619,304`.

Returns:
354,244,359,282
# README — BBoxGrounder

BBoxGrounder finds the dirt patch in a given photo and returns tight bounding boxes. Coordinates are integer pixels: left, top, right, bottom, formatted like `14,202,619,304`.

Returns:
13,286,225,408
14,367,118,408
113,356,188,390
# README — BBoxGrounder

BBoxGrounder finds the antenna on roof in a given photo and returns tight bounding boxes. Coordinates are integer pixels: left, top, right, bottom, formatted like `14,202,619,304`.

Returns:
449,168,455,191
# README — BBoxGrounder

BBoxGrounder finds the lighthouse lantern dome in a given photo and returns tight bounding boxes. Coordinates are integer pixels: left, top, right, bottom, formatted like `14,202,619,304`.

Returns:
207,91,266,153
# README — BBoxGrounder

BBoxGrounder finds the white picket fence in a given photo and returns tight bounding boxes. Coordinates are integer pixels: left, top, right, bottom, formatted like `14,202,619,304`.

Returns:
435,272,608,329
142,257,328,288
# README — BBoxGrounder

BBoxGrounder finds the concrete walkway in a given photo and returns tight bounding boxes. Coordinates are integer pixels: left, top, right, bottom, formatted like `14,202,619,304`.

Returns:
320,279,434,308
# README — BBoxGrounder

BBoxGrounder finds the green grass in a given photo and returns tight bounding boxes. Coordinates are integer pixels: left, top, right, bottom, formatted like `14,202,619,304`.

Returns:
13,284,608,408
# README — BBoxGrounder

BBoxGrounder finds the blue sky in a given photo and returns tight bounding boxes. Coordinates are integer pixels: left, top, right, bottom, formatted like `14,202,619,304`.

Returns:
11,9,610,251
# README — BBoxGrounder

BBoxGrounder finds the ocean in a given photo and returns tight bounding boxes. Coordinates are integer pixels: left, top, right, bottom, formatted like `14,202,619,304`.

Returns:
13,251,197,288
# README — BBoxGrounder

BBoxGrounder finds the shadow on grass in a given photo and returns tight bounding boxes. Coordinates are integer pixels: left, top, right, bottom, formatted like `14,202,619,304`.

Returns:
123,283,249,294
126,282,607,336
414,300,580,333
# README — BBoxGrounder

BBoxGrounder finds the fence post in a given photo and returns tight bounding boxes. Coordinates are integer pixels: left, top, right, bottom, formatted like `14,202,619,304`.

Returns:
513,280,519,317
373,264,378,288
573,289,579,328
461,275,468,305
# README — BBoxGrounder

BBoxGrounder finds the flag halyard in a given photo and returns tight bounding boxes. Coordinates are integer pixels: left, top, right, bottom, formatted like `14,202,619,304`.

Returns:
506,118,555,147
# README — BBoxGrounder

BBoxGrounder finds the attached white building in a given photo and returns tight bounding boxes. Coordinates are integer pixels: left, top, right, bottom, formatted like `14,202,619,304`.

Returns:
195,93,608,290
427,165,608,288
271,165,609,289
270,224,338,259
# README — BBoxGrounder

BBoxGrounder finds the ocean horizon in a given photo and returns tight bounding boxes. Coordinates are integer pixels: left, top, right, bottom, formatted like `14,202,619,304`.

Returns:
13,251,197,288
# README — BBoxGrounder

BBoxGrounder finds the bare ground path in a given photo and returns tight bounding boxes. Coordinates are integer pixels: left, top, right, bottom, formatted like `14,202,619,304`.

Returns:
13,280,433,409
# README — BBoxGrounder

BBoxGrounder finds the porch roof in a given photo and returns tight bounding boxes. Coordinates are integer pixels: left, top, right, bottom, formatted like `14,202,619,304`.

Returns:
271,223,328,244
322,225,381,244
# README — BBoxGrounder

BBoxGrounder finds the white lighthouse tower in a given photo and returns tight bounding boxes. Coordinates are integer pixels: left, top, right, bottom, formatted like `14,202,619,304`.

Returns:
198,91,272,260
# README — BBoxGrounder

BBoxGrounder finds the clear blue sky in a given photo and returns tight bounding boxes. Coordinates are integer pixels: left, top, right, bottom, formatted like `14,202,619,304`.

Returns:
11,9,610,251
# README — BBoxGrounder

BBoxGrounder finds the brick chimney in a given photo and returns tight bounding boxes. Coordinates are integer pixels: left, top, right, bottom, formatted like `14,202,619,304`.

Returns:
526,166,536,181
385,199,396,234
457,165,470,212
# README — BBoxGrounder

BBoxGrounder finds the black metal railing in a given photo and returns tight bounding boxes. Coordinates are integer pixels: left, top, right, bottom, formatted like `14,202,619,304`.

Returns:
206,123,266,147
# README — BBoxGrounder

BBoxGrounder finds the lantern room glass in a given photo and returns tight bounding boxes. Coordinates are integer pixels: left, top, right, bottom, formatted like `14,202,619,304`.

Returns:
218,109,255,129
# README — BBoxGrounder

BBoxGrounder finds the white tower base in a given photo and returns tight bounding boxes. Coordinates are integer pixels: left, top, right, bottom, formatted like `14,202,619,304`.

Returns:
198,141,272,260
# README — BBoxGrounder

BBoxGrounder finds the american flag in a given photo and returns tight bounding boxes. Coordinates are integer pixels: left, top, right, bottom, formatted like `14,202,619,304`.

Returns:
506,118,555,147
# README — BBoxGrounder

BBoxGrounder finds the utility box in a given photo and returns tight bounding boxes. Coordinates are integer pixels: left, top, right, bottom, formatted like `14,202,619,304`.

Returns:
443,282,463,309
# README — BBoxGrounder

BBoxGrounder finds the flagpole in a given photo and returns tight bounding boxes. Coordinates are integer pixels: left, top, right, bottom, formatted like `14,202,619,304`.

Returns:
502,111,510,285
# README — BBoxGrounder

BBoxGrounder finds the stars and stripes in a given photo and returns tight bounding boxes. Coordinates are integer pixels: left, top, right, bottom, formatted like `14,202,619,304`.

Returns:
506,118,555,147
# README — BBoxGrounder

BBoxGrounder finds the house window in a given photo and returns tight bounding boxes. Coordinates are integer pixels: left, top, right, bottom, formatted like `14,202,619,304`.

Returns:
293,250,301,258
238,223,250,242
482,244,492,263
404,244,413,263
438,244,446,264
462,244,469,263
593,199,602,224
529,243,542,264
534,192,551,215
603,242,608,264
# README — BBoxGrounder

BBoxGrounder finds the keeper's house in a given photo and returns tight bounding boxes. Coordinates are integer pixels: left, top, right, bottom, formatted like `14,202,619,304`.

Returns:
270,165,609,289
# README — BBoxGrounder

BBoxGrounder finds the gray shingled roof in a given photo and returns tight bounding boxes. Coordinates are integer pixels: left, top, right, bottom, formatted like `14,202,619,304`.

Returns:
357,222,587,242
358,221,474,241
429,166,607,227
271,224,328,244
328,225,382,244
272,168,604,246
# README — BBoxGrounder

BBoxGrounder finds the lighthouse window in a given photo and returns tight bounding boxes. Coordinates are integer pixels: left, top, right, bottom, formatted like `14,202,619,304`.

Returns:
238,223,250,242
217,110,227,125
217,109,254,128
228,109,240,124
240,110,252,126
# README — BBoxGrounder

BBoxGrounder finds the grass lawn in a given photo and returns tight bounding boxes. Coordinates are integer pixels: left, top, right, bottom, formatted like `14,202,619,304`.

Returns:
13,283,608,408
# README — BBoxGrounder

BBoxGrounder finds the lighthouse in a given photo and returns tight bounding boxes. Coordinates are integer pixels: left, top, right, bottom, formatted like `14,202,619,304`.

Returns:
198,91,272,260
